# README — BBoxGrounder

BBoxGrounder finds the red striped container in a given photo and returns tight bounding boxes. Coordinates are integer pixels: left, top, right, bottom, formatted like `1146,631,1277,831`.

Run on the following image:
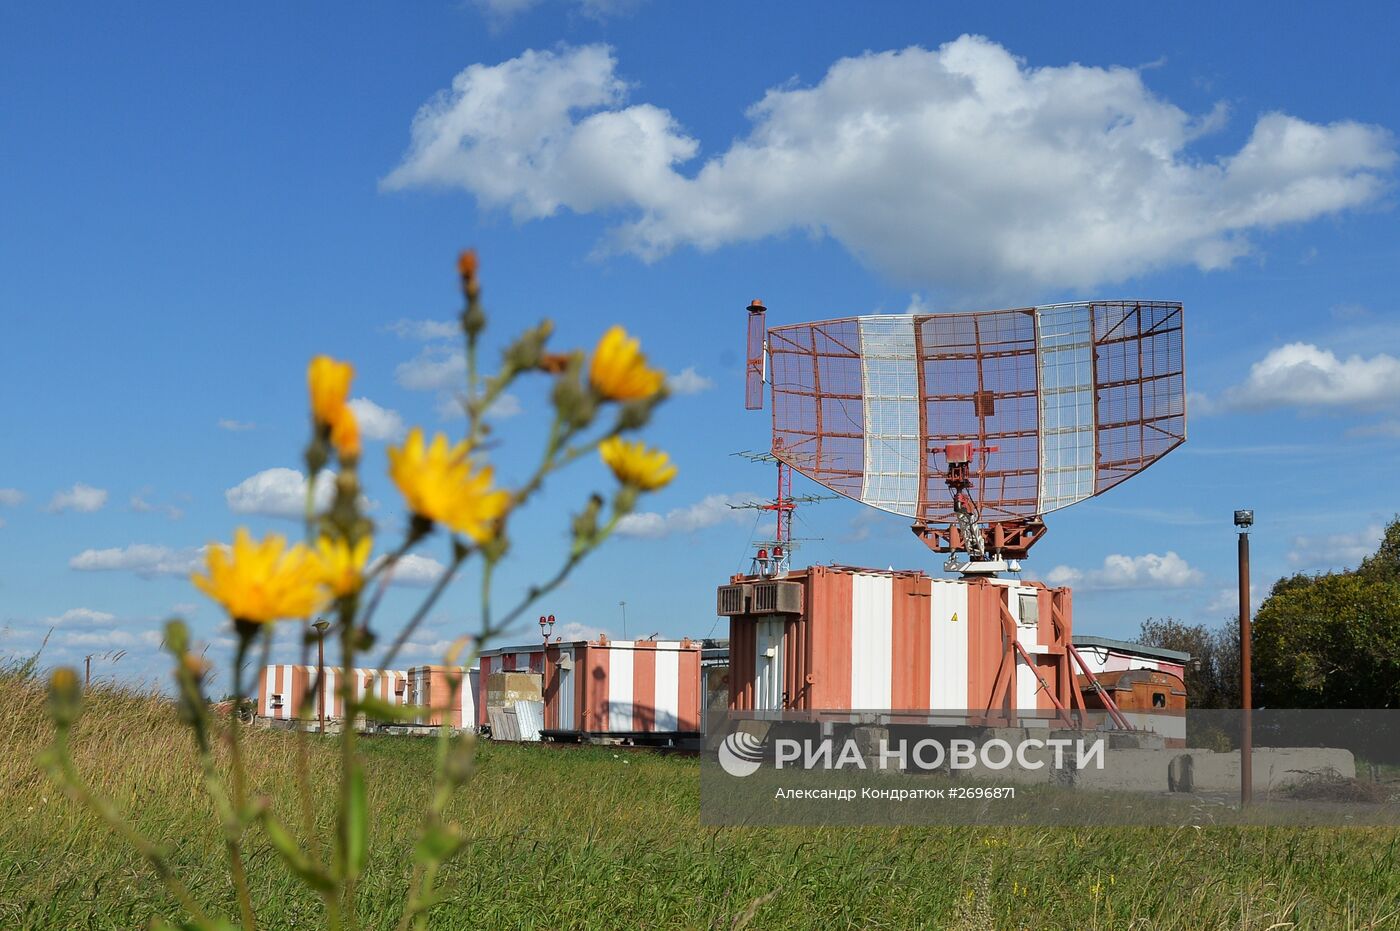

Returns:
405,665,477,729
478,639,702,737
725,566,1078,721
256,665,410,724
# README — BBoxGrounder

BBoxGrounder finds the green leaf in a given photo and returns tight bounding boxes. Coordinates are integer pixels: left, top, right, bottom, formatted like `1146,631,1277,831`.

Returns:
346,767,368,880
414,823,463,864
261,814,336,893
358,695,427,723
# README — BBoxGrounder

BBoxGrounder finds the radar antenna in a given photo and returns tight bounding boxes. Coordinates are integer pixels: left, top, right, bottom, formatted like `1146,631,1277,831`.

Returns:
741,299,1185,576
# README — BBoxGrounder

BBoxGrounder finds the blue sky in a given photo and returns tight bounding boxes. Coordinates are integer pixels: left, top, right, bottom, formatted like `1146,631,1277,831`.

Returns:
2,1,1398,686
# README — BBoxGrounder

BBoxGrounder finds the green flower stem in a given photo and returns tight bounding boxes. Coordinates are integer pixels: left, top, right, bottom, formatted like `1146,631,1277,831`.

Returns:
336,608,360,931
43,727,214,927
292,629,322,870
378,547,469,672
482,510,622,644
358,534,422,636
224,634,259,931
398,510,623,930
173,654,256,931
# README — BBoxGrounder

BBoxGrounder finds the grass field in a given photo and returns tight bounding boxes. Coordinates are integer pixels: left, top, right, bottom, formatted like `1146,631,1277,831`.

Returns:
4,666,1400,930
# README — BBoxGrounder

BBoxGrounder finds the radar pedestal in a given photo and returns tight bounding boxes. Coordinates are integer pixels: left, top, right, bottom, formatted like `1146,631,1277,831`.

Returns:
912,442,1049,576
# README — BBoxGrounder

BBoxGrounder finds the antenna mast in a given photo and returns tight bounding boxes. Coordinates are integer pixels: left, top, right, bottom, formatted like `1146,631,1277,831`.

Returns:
729,451,833,577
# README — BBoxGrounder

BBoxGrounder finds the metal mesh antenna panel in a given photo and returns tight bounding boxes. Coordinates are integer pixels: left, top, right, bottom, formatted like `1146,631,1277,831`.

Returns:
767,302,1185,523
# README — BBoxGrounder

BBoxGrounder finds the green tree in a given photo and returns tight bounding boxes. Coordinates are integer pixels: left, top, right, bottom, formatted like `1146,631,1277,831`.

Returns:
1359,515,1400,584
1252,568,1400,708
1137,617,1241,709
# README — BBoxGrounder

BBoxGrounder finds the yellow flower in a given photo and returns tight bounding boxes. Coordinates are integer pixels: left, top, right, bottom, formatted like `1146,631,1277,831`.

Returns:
317,535,372,597
589,326,665,401
192,528,327,623
330,405,361,459
387,428,511,542
599,436,677,491
308,355,354,427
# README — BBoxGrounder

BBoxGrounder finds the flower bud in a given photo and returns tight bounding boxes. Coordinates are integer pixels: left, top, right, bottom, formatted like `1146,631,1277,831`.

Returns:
164,619,191,655
503,321,554,373
445,737,476,785
48,667,82,728
571,494,604,554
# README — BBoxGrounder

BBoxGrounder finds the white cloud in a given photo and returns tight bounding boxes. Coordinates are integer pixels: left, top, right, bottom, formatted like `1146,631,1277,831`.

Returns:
386,318,460,341
43,608,118,627
472,0,636,25
1217,343,1400,411
348,397,406,442
225,468,335,520
69,544,207,578
383,39,1395,294
668,366,714,396
57,628,162,651
47,483,108,513
218,419,256,432
555,620,608,641
371,553,452,587
0,488,24,507
617,491,761,538
436,391,523,421
1205,585,1261,617
1288,524,1384,570
1349,419,1400,439
396,346,465,391
130,494,184,520
1045,551,1202,590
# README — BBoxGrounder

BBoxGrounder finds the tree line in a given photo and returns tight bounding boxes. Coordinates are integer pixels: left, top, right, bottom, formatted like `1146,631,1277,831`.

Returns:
1135,516,1400,709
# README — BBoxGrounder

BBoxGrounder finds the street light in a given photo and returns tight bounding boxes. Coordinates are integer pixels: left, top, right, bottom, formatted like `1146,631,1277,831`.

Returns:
1234,509,1253,806
539,614,555,646
312,618,331,733
619,601,627,639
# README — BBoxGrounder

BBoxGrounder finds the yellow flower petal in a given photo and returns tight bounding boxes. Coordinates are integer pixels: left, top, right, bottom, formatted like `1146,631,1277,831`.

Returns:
330,406,361,460
588,326,665,401
191,528,328,624
317,535,372,597
308,356,354,427
599,436,677,491
388,428,511,542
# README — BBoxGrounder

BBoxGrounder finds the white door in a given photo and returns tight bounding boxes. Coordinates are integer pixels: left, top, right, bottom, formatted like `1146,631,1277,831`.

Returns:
556,650,575,730
753,618,786,712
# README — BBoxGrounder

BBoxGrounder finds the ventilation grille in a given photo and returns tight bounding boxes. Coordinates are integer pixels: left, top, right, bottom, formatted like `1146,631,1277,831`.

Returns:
752,581,803,615
716,584,750,616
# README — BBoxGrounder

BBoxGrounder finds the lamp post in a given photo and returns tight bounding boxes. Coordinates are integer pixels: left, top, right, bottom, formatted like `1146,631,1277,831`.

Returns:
619,601,627,639
539,614,555,647
1234,509,1254,806
312,618,331,733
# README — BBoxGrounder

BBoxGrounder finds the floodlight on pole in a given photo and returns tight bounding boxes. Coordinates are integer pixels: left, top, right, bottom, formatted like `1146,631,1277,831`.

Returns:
312,618,331,733
1236,511,1253,806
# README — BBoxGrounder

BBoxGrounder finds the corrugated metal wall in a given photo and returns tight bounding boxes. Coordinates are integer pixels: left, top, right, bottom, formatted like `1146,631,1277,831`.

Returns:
727,566,1078,719
481,640,702,736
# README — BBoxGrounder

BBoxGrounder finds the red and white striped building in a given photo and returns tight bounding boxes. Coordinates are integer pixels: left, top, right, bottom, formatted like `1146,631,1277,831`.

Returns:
257,665,413,725
478,639,702,737
720,565,1083,721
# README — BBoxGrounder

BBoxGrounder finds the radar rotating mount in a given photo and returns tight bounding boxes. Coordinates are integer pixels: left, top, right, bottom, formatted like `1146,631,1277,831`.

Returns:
741,298,1186,578
912,442,1047,575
